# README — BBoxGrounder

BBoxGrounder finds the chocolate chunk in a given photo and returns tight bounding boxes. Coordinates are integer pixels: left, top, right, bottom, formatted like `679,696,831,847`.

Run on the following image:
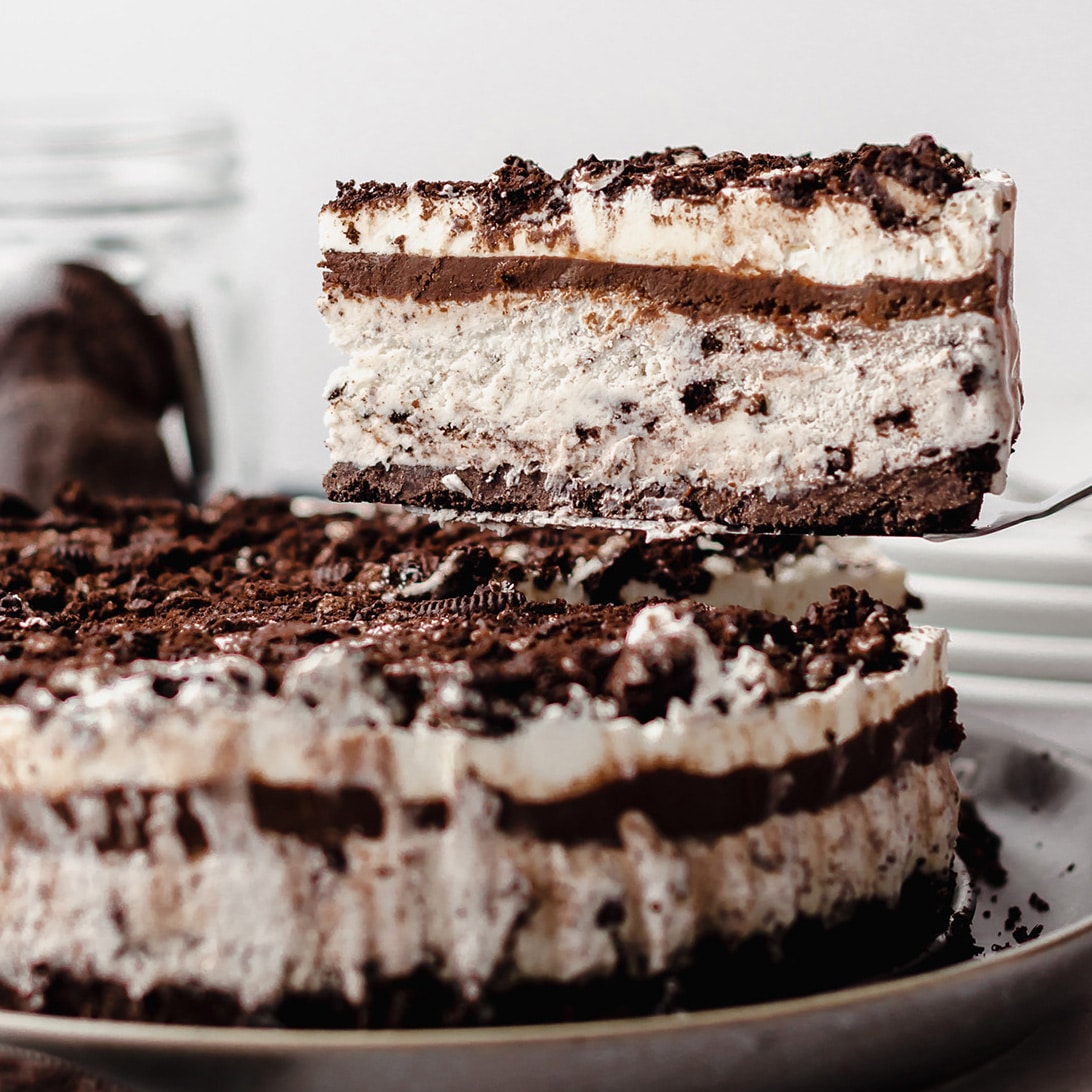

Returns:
874,407,914,431
1012,923,1043,944
681,379,719,415
595,899,626,928
331,178,408,212
151,676,182,699
767,169,823,210
249,782,385,844
824,446,854,477
407,802,450,832
960,365,984,396
605,639,697,724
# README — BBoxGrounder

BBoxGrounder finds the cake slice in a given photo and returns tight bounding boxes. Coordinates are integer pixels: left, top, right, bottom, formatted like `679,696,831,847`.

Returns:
320,136,1019,534
0,491,959,1025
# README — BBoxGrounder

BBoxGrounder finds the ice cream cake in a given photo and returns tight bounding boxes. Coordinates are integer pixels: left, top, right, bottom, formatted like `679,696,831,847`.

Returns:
320,136,1019,534
0,490,959,1025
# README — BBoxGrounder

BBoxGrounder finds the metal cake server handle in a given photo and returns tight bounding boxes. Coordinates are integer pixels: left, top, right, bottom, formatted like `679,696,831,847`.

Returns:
925,475,1092,541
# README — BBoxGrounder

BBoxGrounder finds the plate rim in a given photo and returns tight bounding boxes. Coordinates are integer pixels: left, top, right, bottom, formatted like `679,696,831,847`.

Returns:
2,719,1092,1057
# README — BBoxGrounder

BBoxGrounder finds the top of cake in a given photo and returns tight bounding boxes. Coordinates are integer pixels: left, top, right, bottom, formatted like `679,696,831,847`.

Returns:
326,135,976,229
0,488,908,727
320,136,1012,285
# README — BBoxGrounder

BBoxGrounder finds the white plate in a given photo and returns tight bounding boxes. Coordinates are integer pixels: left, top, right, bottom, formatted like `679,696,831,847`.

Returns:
0,714,1090,1092
907,575,1092,639
879,498,1092,587
944,630,1092,683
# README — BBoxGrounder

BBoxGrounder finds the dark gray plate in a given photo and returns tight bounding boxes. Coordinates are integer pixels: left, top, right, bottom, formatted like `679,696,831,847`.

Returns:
1,712,1091,1092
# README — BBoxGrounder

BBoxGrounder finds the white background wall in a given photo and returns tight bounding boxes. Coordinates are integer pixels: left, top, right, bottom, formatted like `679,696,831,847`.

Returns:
0,0,1086,494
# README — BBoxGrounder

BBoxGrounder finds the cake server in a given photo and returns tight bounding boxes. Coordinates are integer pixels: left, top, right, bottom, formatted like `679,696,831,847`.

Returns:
926,475,1092,541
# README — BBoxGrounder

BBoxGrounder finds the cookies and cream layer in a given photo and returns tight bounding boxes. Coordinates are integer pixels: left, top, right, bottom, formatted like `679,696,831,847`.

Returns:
321,296,1017,524
0,755,957,1012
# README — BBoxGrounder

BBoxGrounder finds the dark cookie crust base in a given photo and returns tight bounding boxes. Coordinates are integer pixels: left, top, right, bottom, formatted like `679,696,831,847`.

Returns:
4,869,961,1029
324,445,1000,535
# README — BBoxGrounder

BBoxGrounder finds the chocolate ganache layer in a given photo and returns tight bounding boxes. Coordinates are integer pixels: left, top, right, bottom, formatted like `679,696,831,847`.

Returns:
321,252,999,328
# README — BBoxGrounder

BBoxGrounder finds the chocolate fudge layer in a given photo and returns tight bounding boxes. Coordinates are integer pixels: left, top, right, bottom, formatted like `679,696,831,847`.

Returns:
320,137,1020,533
0,490,958,1024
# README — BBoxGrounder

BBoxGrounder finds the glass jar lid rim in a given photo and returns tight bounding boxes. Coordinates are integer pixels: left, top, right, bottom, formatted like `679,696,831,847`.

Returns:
0,98,239,212
0,98,236,153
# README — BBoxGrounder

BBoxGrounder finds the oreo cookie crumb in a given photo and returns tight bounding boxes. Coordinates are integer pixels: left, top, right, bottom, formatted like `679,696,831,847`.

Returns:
1012,924,1043,945
957,799,1008,888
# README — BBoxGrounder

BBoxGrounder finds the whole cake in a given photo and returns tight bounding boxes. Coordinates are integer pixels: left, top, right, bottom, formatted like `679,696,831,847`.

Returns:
0,490,959,1025
320,136,1020,534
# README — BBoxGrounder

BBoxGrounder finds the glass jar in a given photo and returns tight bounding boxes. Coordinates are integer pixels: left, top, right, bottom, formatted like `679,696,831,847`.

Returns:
0,100,248,509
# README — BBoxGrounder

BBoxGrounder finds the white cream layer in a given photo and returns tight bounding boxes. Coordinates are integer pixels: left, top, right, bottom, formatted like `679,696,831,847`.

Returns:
0,756,957,1010
319,172,1014,285
0,606,947,804
322,292,1018,501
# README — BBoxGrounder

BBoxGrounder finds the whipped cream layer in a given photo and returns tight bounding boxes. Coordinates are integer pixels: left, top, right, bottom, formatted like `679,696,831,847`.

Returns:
323,294,1018,502
512,535,910,616
0,609,947,801
320,170,1013,287
0,756,957,1010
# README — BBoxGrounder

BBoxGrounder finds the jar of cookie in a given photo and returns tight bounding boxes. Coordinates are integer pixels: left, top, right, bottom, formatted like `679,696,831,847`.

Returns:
0,101,247,510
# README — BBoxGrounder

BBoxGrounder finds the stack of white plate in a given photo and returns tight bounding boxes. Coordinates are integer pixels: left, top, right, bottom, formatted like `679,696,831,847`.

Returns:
877,496,1092,748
